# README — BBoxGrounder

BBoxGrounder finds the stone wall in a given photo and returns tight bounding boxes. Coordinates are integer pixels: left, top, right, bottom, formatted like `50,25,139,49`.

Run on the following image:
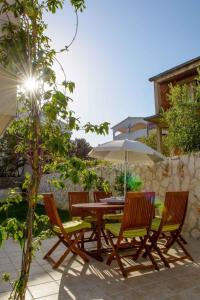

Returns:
133,154,200,239
38,165,120,209
39,153,200,239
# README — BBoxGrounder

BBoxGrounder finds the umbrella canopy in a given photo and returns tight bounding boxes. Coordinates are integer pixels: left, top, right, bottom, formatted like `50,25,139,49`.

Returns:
89,139,165,196
89,139,164,165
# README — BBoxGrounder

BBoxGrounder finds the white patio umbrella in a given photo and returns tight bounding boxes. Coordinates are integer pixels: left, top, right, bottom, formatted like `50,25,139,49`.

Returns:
89,139,165,196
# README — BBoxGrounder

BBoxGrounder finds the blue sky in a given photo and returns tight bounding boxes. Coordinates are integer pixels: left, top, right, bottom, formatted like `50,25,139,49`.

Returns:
45,0,200,145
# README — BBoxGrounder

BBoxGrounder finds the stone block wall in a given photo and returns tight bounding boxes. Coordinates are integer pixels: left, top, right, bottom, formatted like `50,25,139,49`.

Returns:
39,154,200,239
132,154,200,239
38,165,120,209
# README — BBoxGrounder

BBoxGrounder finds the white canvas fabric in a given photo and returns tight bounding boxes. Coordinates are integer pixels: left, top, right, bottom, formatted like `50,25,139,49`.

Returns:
89,139,164,165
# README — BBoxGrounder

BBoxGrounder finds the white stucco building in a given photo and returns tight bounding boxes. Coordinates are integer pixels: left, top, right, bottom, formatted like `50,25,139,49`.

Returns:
112,117,154,141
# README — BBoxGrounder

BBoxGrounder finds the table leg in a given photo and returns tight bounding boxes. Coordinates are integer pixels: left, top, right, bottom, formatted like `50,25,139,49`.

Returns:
83,211,104,262
96,211,103,260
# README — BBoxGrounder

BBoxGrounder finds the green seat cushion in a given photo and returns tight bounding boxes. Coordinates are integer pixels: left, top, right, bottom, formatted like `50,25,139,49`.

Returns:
84,215,97,222
72,216,96,223
105,223,147,238
54,220,91,234
103,212,123,221
151,217,180,232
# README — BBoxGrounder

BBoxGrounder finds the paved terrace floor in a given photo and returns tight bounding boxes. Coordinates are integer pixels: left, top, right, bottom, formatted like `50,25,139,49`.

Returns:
0,237,200,300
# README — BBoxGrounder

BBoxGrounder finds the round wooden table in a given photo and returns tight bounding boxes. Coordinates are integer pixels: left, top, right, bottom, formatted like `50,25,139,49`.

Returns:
72,202,124,261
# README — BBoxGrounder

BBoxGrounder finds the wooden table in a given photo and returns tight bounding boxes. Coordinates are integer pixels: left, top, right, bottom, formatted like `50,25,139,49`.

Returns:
72,202,124,261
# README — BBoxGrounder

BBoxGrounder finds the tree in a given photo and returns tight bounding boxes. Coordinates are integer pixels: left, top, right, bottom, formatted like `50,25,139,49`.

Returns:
0,132,25,177
139,132,157,151
162,72,200,154
0,1,109,299
70,138,92,159
139,131,170,157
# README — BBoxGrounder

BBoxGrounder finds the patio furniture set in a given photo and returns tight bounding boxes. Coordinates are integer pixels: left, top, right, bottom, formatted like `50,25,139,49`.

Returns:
42,191,193,278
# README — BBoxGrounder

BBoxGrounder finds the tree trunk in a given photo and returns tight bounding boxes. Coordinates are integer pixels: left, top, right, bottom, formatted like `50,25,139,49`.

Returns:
10,107,41,300
10,169,40,300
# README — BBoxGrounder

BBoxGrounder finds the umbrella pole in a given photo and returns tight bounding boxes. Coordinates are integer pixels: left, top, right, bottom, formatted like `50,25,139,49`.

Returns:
124,151,128,197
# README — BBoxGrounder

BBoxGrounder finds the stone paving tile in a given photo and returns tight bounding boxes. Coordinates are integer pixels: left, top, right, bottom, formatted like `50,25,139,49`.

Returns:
28,281,60,298
134,282,175,300
164,287,200,300
0,251,7,258
0,281,13,293
163,295,187,300
28,272,55,287
0,263,18,283
0,290,33,300
0,238,199,300
36,294,61,300
0,257,11,265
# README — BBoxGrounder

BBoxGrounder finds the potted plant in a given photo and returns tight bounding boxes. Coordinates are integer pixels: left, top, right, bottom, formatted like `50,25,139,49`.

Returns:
114,171,143,194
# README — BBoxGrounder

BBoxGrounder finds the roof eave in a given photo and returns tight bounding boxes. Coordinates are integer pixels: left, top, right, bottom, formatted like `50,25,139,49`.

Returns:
149,56,200,82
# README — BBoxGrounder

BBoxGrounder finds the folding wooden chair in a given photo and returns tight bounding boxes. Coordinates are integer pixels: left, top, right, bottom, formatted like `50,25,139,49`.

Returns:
150,191,193,268
69,192,91,219
105,192,158,277
68,191,98,242
43,193,90,269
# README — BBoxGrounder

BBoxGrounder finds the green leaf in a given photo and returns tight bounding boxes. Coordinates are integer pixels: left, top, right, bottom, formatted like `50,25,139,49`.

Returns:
62,81,75,93
2,272,10,282
0,226,7,247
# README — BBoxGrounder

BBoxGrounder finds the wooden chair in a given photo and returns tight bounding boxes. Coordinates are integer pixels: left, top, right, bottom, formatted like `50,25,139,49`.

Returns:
43,193,90,269
68,192,90,219
150,191,193,268
68,191,98,242
105,192,157,277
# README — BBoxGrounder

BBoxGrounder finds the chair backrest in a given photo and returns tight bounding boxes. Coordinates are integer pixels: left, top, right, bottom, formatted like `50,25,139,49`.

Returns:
163,191,189,226
144,191,155,203
42,193,62,228
145,191,157,217
93,191,112,203
68,192,89,218
121,192,155,231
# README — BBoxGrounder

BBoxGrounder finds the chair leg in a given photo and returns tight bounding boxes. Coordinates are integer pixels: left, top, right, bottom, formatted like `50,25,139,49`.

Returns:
101,228,109,245
179,234,187,245
106,231,116,265
53,244,74,268
88,226,97,241
153,244,170,268
136,236,160,271
164,232,179,253
132,237,146,261
46,231,89,269
151,231,193,267
43,238,62,260
176,239,193,261
146,232,169,269
67,232,90,263
143,232,159,258
89,223,109,245
106,231,127,277
80,234,85,250
148,253,159,271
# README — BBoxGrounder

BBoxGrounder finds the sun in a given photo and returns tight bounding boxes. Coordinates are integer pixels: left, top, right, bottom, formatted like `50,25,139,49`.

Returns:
23,77,38,92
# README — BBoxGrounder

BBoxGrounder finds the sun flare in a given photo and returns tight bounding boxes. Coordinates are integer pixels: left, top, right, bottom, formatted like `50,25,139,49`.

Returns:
23,77,38,92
